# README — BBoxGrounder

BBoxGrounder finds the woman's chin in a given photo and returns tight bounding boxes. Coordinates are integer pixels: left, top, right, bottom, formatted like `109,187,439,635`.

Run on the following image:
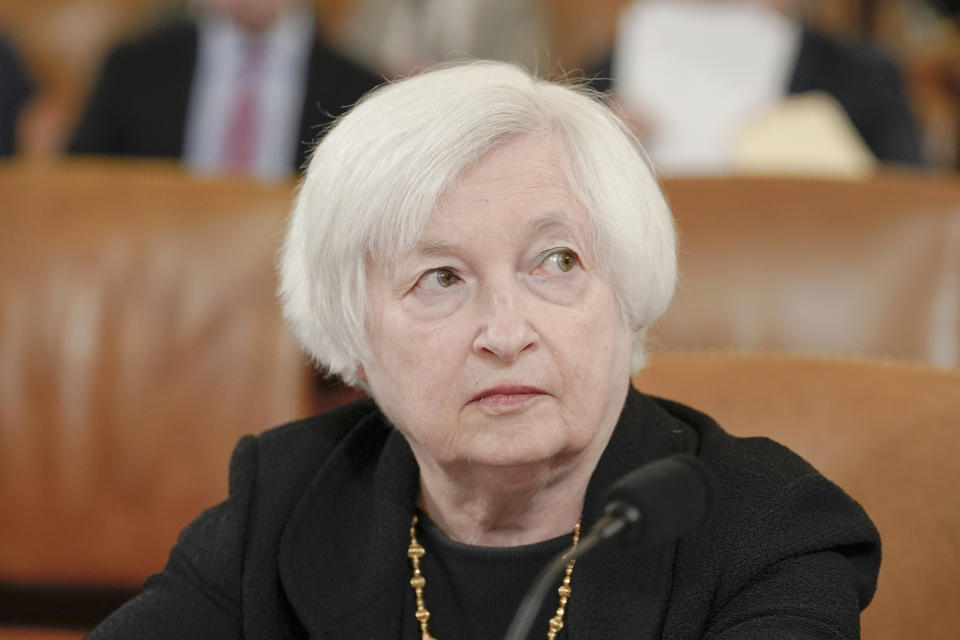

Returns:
450,429,575,472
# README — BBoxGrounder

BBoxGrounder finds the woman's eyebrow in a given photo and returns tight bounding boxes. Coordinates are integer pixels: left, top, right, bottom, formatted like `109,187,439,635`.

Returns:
528,211,583,240
413,240,455,258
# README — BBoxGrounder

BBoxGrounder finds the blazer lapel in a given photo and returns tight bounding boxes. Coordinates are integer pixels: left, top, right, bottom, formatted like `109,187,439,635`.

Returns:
565,389,701,639
279,416,419,639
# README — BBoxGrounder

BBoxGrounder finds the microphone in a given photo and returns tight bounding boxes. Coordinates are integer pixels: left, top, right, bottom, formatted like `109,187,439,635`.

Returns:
590,453,716,549
502,454,716,640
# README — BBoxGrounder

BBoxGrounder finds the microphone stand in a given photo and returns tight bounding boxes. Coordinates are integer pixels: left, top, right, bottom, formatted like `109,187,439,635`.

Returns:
501,453,713,640
502,510,635,640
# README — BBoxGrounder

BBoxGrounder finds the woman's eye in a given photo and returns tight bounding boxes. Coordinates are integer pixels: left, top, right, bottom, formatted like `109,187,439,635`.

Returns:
540,249,578,274
550,250,576,273
435,268,457,287
418,267,460,291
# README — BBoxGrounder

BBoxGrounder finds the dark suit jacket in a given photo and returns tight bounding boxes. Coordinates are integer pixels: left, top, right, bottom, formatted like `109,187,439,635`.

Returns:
68,23,382,171
588,27,923,166
0,36,34,157
87,387,880,639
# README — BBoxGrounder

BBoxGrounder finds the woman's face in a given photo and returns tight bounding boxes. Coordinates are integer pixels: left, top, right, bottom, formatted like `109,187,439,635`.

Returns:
362,136,633,473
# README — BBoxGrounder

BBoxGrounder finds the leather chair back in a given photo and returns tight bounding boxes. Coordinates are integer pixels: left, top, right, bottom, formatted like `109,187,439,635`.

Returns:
0,160,313,592
633,351,960,640
656,174,960,365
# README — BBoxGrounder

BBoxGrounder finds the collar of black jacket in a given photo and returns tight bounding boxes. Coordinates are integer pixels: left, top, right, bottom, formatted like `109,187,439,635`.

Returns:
278,385,700,639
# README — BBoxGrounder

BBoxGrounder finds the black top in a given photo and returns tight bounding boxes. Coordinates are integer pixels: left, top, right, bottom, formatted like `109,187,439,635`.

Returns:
88,388,880,639
403,512,573,640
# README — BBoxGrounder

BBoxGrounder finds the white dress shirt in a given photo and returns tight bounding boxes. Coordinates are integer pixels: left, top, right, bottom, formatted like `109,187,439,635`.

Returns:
183,3,314,180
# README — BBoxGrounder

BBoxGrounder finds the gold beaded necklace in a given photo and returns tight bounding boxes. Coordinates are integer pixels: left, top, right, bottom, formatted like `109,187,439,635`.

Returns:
406,514,582,640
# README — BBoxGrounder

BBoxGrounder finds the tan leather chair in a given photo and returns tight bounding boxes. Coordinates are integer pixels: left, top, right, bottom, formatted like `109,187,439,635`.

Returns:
655,174,960,366
0,160,315,626
633,350,960,640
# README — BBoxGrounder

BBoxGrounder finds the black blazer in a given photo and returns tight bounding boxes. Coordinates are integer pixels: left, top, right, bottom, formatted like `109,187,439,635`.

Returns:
588,27,923,166
88,388,880,639
68,23,382,171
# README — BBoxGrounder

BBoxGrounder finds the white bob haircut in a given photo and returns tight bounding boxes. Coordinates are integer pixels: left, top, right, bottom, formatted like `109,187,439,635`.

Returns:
280,60,676,388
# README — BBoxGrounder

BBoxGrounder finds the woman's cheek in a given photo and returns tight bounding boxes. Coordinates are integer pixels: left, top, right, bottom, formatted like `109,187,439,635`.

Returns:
527,271,586,306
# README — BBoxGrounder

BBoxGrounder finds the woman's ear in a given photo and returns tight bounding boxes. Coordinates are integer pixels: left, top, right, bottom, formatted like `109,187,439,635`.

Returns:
356,364,368,383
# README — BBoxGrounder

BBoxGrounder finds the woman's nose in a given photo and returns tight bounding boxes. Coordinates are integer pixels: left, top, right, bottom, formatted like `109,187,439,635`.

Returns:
472,286,538,362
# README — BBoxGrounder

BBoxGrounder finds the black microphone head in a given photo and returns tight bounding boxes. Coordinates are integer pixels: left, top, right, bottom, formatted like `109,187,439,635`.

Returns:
602,454,715,548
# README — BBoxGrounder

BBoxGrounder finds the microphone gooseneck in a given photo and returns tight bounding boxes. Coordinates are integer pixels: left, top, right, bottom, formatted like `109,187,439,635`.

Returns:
600,453,715,548
502,454,716,640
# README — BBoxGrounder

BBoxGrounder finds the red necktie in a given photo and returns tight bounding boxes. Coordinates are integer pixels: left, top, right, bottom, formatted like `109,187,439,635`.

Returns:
221,41,263,172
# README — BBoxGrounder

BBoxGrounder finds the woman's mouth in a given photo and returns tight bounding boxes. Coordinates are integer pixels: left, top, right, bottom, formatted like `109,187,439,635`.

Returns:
470,386,547,412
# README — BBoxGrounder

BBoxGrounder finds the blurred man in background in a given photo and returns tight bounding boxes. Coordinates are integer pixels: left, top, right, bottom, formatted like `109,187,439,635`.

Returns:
69,0,380,179
341,0,549,77
588,0,923,173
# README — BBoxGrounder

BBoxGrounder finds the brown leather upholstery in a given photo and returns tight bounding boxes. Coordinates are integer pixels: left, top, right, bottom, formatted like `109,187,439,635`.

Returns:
655,174,960,366
3,163,957,630
0,160,314,592
633,351,960,640
0,629,86,640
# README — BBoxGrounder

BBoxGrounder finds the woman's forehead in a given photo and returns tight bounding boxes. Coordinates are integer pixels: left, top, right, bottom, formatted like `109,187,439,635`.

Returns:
425,139,588,229
371,135,595,267
417,210,586,251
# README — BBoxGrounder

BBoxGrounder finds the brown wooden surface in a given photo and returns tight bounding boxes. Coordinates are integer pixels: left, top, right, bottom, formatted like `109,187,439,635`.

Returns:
0,159,315,587
656,173,960,366
633,350,960,640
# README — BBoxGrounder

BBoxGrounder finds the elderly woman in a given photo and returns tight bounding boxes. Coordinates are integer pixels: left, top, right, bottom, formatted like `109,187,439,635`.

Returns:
89,61,878,639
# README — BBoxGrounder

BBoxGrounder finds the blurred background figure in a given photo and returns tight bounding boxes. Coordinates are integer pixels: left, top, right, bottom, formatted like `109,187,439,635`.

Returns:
0,35,34,158
931,0,960,21
587,0,923,175
340,0,549,77
67,0,381,179
3,0,960,171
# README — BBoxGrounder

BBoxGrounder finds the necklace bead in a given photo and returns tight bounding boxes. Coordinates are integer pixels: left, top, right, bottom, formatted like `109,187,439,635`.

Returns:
406,514,581,640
